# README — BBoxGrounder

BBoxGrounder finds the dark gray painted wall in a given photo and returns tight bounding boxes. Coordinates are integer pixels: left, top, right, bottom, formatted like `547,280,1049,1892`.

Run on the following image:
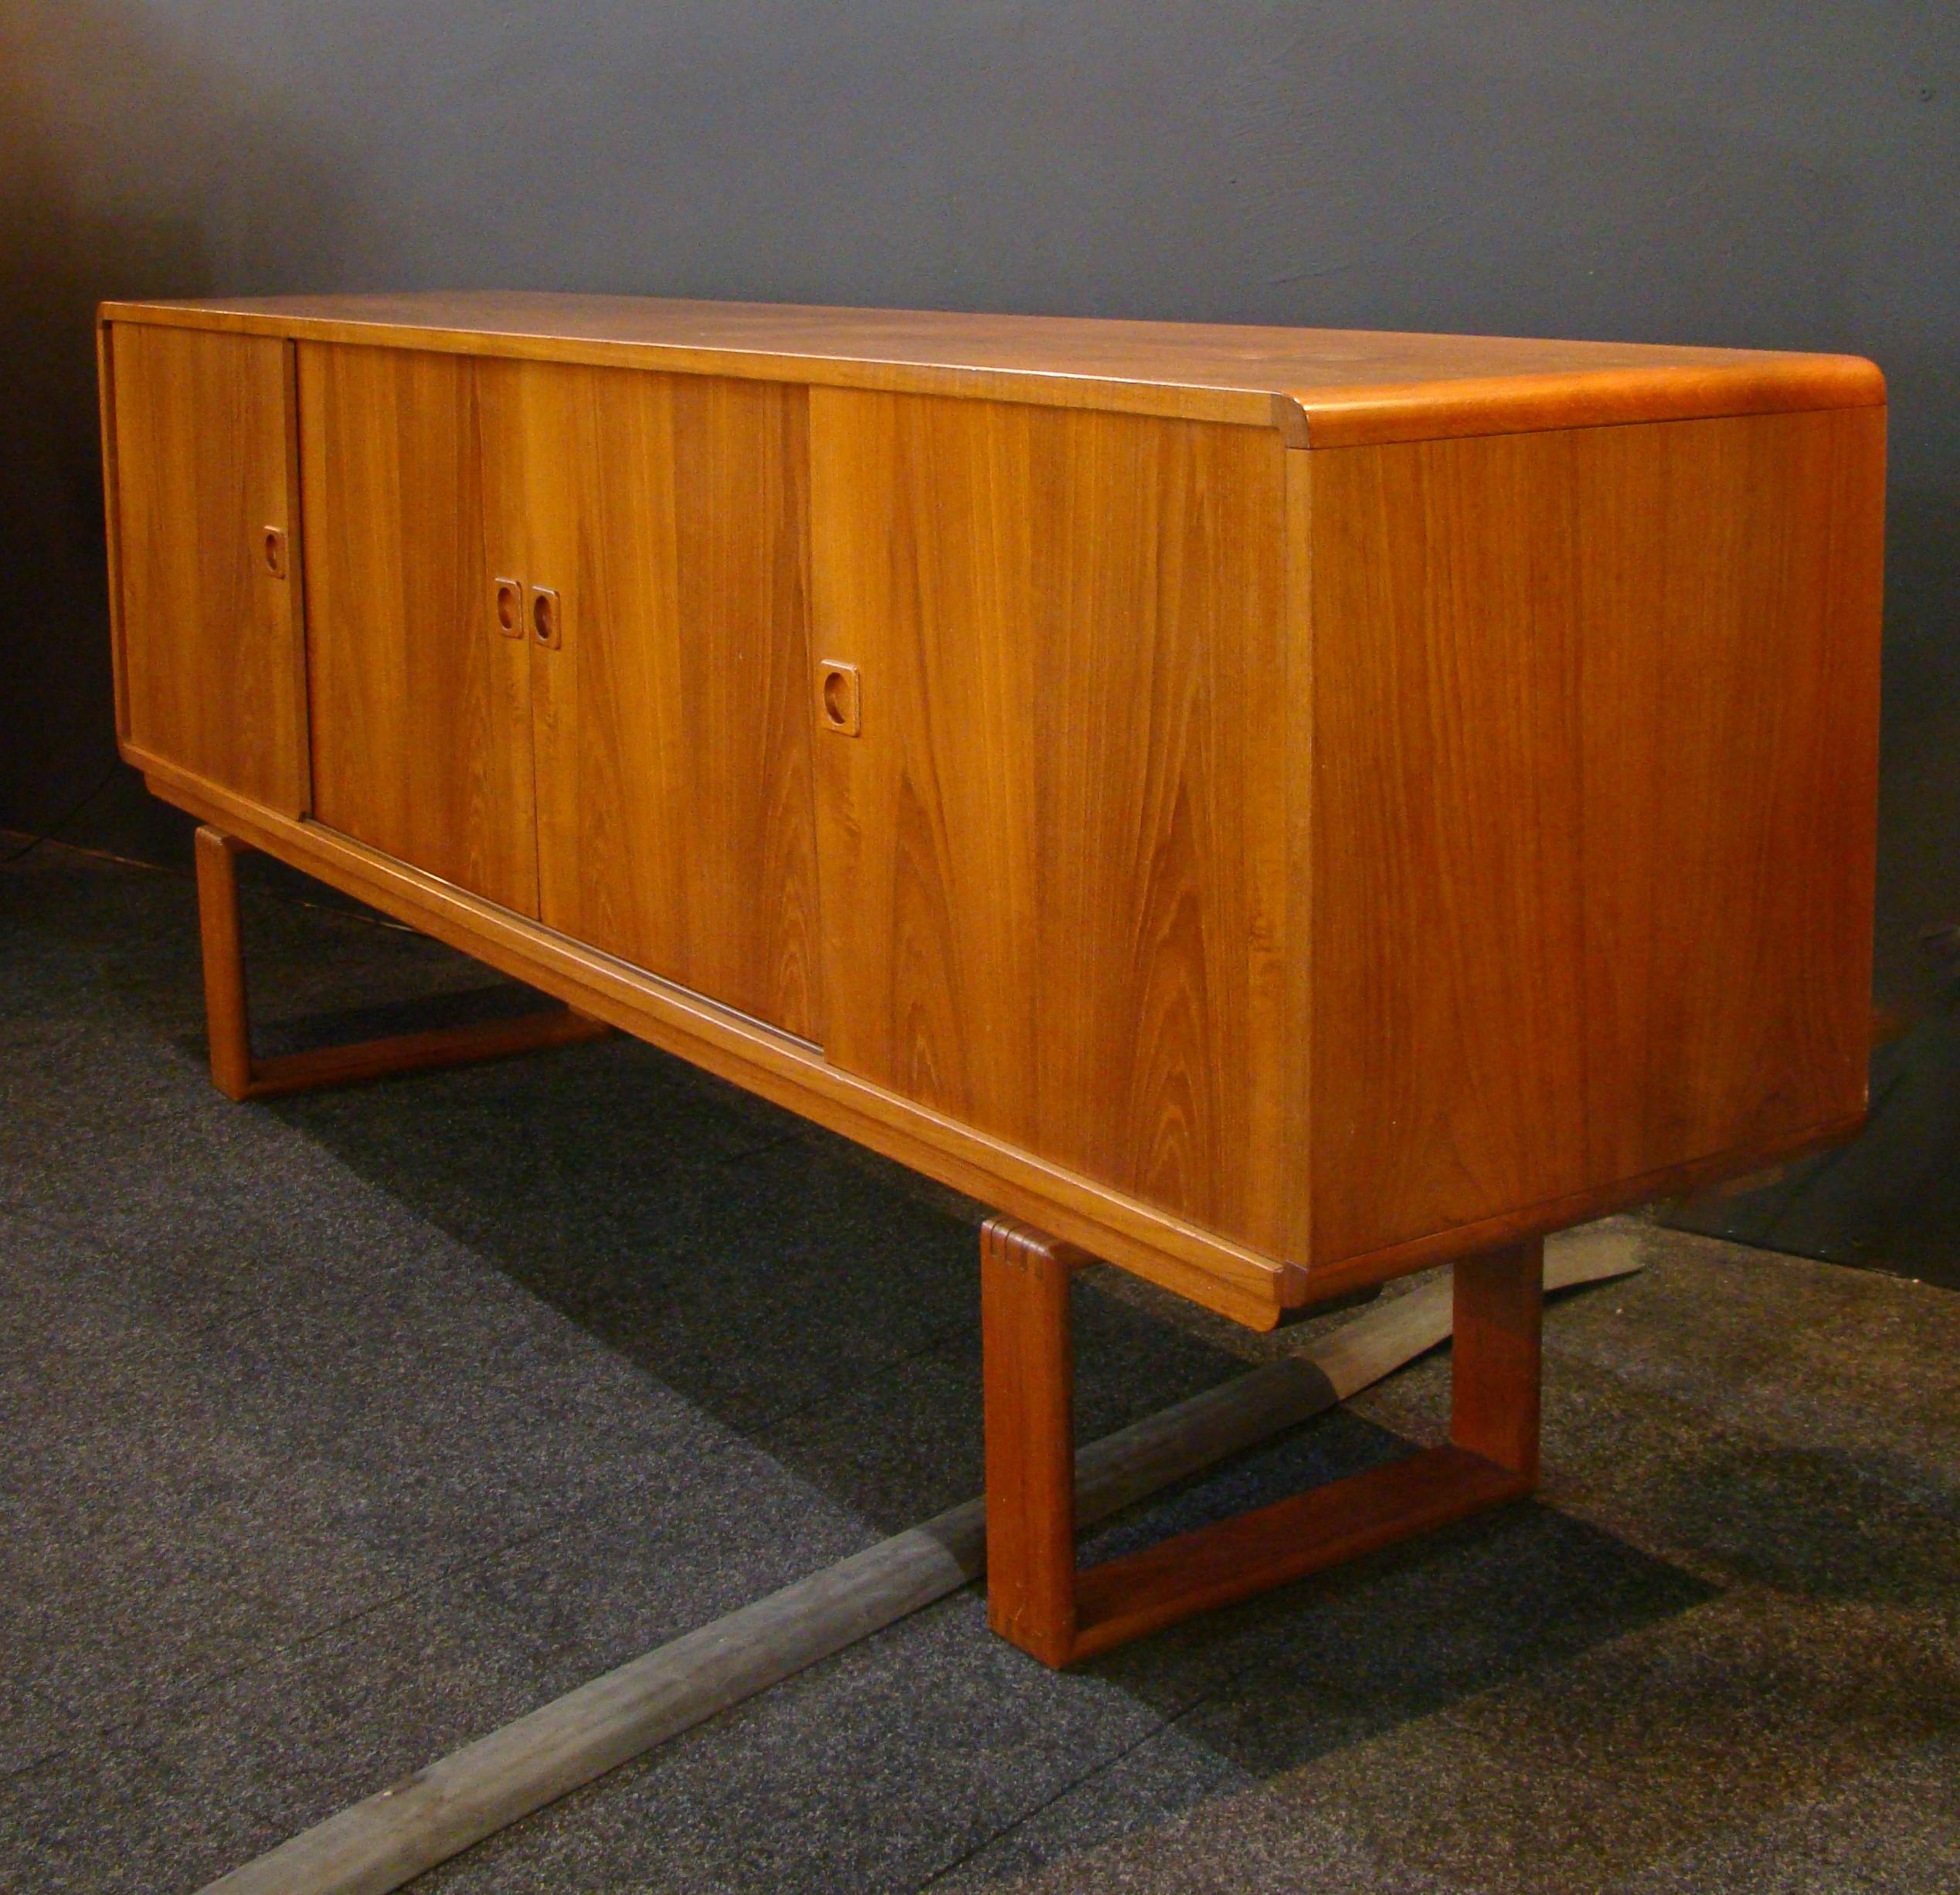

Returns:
3,1,1954,1000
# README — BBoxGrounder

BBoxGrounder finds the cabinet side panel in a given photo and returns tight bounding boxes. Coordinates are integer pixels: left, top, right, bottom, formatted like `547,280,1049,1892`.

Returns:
1309,408,1886,1266
525,365,822,1041
811,391,1290,1252
110,322,307,813
298,343,539,915
1282,450,1316,1265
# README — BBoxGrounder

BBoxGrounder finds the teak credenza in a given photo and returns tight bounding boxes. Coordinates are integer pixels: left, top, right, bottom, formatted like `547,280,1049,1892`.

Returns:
97,294,1885,1664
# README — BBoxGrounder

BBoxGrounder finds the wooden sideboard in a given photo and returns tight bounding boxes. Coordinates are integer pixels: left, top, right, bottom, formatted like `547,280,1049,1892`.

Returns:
98,294,1885,1661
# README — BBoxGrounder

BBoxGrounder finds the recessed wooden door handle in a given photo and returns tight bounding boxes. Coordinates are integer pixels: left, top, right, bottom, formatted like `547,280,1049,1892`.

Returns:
529,584,562,649
262,526,287,579
493,576,525,638
817,661,861,735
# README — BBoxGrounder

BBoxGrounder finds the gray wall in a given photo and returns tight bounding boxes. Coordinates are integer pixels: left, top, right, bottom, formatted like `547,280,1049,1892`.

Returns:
4,1,1955,1001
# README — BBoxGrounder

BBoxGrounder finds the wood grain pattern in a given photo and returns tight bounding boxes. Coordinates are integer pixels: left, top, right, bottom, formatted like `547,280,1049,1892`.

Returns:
299,344,540,914
1282,449,1316,1265
810,390,1291,1251
980,1215,1537,1667
100,294,1884,447
980,1218,1085,1667
1449,1240,1543,1482
237,1010,610,1099
1305,407,1887,1273
135,752,1299,1323
192,820,606,1100
194,824,255,1100
101,299,1889,1328
521,364,822,1039
1068,1445,1528,1660
107,322,308,813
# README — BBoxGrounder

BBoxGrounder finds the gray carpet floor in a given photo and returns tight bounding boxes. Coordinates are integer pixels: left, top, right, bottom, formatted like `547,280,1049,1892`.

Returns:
2,841,1957,1893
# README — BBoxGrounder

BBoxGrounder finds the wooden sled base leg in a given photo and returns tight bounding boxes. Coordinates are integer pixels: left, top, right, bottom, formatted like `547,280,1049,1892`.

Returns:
192,824,609,1102
981,1215,1544,1666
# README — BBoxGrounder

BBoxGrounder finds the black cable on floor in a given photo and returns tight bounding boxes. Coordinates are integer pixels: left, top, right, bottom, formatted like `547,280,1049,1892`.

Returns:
0,762,123,866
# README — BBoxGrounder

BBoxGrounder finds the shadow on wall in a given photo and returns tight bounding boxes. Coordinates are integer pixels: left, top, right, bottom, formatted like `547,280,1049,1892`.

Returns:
1874,479,1960,1006
0,1,351,860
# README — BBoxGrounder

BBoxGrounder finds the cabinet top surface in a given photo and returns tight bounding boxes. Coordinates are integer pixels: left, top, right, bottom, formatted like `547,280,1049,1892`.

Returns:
101,291,1883,447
